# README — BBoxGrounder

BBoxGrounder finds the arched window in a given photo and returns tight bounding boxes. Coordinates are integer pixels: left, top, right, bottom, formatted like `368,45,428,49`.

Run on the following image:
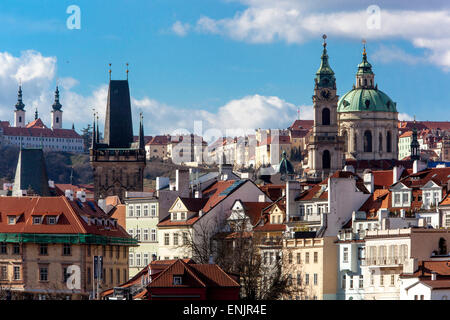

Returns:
342,131,349,153
379,133,383,152
386,131,392,153
364,131,372,153
323,150,331,169
322,108,330,126
19,116,22,123
56,117,59,123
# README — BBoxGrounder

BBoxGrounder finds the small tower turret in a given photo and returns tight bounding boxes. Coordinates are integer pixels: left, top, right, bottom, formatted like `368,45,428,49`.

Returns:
51,86,63,129
14,85,26,128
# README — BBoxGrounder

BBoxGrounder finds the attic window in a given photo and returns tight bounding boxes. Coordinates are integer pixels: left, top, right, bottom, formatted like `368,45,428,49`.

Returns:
173,276,182,285
33,216,42,225
365,99,371,109
47,216,57,225
8,216,16,225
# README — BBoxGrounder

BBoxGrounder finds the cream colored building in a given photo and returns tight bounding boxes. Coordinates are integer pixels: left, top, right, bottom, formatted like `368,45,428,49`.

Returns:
362,228,450,300
282,236,338,300
125,195,160,278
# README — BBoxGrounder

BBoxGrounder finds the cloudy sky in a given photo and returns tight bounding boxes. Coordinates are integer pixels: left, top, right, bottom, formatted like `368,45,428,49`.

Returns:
0,0,449,139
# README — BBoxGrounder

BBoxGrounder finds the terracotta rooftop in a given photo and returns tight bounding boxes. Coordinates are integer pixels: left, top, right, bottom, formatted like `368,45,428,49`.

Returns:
0,196,130,239
148,259,239,288
240,201,273,226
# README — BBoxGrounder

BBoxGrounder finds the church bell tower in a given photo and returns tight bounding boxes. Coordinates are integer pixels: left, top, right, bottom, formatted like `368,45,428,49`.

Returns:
307,35,344,179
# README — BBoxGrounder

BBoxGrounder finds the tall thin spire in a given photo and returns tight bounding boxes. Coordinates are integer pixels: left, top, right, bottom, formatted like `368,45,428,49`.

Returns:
315,34,336,89
139,112,145,150
91,111,97,150
52,86,62,111
126,63,129,81
109,63,112,81
15,85,25,111
96,114,100,144
35,108,38,120
411,115,420,161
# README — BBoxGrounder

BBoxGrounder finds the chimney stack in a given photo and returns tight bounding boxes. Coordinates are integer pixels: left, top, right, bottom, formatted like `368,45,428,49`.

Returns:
65,189,73,201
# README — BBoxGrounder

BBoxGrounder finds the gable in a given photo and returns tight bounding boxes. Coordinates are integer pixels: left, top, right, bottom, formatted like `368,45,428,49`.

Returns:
168,198,189,213
391,182,410,191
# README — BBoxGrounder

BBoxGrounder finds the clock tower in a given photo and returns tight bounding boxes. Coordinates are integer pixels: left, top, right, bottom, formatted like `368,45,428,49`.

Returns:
307,35,344,179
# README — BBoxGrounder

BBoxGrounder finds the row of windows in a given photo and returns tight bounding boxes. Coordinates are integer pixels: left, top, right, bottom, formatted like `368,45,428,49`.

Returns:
129,252,157,267
342,275,365,289
7,136,82,143
86,244,127,259
283,273,319,287
128,204,157,217
128,229,157,242
285,251,319,264
0,265,21,281
164,232,189,246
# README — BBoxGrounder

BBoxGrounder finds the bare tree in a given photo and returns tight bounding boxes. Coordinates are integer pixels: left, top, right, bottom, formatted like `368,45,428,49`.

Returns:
180,213,307,300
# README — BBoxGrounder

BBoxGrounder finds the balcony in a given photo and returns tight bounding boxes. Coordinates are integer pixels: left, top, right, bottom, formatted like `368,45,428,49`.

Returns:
362,256,405,267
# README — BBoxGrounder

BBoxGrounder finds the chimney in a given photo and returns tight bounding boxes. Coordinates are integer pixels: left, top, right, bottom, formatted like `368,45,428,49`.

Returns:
209,255,214,264
258,194,266,203
286,181,301,222
363,171,374,194
393,167,399,184
431,272,437,281
413,160,419,174
194,190,202,199
176,169,190,197
48,180,55,188
65,189,73,201
152,254,157,262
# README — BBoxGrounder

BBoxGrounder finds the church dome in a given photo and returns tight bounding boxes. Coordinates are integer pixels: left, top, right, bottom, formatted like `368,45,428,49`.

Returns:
338,88,397,113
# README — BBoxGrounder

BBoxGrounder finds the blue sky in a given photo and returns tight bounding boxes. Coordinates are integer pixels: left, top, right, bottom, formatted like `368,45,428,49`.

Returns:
0,0,449,137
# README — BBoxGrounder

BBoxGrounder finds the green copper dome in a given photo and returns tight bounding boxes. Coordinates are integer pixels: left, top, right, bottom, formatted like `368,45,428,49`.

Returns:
338,88,397,113
278,151,294,175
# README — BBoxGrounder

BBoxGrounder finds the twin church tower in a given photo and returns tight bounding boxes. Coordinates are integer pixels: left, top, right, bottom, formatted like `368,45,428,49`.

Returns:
307,36,399,178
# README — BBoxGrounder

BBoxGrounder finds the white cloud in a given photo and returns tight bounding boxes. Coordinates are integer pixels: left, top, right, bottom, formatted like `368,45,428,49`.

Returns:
172,21,191,37
184,1,450,69
398,113,414,121
371,45,425,65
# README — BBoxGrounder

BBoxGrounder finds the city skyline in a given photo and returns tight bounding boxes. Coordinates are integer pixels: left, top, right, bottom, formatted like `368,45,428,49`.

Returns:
0,0,449,137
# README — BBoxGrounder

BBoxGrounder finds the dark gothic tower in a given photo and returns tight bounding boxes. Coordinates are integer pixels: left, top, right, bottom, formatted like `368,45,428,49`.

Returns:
90,69,146,201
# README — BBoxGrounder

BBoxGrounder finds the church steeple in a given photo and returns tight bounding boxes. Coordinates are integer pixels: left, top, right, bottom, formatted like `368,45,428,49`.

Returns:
411,116,420,161
35,108,38,120
91,113,97,150
355,40,375,89
315,34,336,89
14,85,26,128
15,85,26,111
52,86,63,111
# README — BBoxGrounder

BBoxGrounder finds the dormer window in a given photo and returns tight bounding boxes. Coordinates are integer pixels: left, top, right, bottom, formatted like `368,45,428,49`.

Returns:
172,212,178,221
173,276,182,285
33,216,42,225
47,216,57,225
8,216,16,225
180,212,186,220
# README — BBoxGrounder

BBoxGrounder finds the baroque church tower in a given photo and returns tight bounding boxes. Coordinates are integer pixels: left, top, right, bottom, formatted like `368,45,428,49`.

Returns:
307,36,344,178
14,85,26,128
51,86,63,129
90,70,146,201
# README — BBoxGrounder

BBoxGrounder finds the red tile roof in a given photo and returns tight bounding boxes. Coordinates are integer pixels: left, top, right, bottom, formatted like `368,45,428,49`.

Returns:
289,120,314,131
358,189,390,215
2,126,81,139
0,196,130,239
26,118,47,129
241,202,272,226
148,259,239,288
146,135,169,146
158,180,249,227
